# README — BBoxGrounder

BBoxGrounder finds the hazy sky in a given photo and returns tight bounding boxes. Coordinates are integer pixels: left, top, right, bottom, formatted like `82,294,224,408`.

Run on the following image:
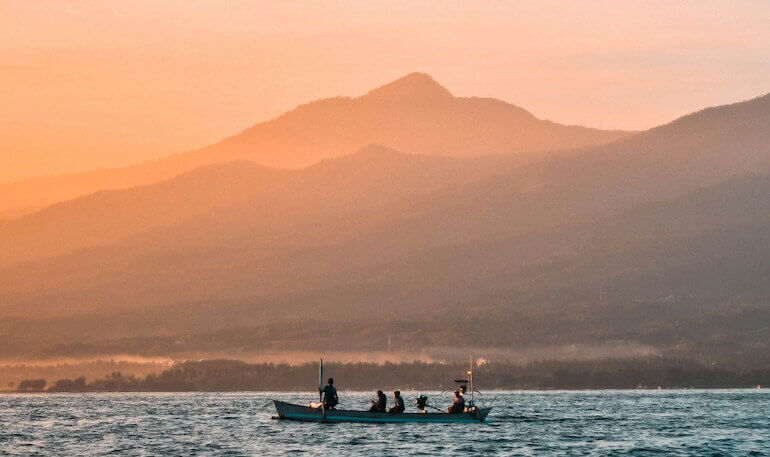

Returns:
2,0,769,182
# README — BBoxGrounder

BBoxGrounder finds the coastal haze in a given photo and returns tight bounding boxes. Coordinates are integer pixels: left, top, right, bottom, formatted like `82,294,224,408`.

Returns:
2,1,770,393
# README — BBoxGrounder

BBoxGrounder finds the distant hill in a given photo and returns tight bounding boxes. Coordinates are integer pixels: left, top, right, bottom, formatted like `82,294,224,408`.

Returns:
0,73,630,218
1,91,769,366
207,73,630,167
0,145,518,267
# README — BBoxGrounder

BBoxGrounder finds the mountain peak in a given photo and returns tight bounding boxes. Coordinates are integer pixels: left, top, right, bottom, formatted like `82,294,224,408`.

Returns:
362,72,453,102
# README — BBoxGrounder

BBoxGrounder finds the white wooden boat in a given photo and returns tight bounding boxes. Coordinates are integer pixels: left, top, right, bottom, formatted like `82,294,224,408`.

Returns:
274,400,492,423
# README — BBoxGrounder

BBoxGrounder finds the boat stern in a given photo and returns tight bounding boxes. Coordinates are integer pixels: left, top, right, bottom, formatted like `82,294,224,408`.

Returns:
476,407,492,422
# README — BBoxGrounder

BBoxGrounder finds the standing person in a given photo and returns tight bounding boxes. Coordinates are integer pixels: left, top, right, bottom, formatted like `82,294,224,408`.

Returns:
321,378,338,410
388,391,405,413
369,390,387,412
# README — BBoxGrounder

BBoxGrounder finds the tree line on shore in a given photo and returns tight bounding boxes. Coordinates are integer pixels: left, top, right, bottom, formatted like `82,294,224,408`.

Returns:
13,358,769,392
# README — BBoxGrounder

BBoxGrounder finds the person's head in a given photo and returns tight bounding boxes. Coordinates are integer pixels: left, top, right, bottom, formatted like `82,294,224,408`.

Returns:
328,378,334,385
394,390,401,397
454,390,460,397
460,385,467,393
377,390,383,396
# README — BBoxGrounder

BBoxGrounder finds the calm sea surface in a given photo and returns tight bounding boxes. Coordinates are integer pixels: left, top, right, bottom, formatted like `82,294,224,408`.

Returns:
1,390,767,456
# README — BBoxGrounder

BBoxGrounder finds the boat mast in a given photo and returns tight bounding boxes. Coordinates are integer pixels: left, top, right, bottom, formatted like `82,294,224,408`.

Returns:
469,355,474,406
319,358,323,403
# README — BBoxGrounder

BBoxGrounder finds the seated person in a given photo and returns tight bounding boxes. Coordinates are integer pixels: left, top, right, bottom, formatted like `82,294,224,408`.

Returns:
447,390,465,413
388,391,405,413
369,390,387,412
414,394,429,413
460,384,473,408
320,378,338,410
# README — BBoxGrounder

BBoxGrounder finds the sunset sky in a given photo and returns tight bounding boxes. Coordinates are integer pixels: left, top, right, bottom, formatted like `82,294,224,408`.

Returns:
2,0,769,182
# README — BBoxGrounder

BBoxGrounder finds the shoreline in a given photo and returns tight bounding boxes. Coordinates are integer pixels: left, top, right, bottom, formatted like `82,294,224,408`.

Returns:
2,387,764,394
3,358,768,393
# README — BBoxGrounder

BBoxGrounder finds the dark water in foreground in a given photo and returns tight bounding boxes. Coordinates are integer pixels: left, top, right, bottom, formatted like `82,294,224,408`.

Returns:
1,390,767,456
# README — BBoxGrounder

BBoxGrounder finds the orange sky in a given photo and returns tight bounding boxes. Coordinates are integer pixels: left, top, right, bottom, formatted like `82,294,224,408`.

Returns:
2,0,770,183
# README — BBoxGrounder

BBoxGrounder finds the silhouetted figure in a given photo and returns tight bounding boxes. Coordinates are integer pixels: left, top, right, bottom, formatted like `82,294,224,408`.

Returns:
388,390,405,413
447,389,465,413
415,394,429,413
321,378,338,409
459,384,472,406
369,390,387,412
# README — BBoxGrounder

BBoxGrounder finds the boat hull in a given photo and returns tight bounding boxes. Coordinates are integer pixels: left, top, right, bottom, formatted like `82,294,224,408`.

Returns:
273,400,491,423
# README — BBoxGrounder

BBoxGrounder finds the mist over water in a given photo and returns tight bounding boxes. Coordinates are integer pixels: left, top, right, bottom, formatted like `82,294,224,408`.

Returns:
1,390,766,455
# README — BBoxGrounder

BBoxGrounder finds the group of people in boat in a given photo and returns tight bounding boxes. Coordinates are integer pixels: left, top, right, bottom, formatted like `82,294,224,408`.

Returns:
368,389,405,413
319,377,469,413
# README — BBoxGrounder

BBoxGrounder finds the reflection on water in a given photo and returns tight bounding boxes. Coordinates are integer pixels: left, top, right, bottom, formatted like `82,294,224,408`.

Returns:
0,390,767,456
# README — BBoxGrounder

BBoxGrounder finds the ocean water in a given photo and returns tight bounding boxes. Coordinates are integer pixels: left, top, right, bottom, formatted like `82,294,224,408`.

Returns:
0,390,767,456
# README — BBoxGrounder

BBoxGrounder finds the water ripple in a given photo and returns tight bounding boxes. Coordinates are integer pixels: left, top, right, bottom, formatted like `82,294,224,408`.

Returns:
0,390,767,455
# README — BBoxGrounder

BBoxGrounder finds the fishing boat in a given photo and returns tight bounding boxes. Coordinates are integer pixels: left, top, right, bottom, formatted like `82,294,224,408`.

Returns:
273,358,493,423
273,400,491,423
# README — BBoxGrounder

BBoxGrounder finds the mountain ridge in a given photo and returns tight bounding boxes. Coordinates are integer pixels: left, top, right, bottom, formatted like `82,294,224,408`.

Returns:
0,73,631,218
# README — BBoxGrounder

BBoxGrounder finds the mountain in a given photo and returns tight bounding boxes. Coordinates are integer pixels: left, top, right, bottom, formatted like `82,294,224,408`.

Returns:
0,73,630,218
0,161,287,266
3,173,770,363
0,145,520,268
208,73,629,167
1,91,769,365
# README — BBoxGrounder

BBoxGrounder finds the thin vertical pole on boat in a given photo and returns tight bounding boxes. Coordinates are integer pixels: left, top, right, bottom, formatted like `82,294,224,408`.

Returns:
469,355,474,405
319,358,323,403
319,358,325,419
